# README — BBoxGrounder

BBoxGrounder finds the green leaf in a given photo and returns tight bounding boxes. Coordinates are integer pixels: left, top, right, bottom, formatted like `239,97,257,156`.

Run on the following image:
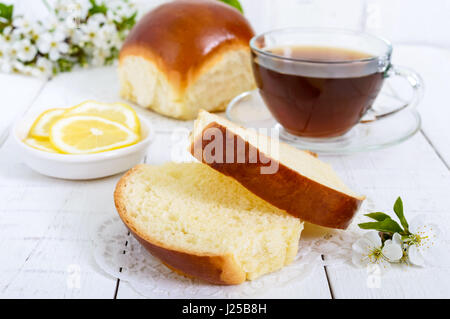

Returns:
88,0,108,16
57,58,75,73
0,3,13,20
358,218,403,234
364,212,392,222
105,47,119,65
122,12,137,30
0,3,14,32
219,0,244,13
115,11,137,32
393,197,409,232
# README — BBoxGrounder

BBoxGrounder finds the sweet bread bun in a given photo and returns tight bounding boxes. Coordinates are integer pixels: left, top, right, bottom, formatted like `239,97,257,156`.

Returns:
114,163,302,285
119,0,256,120
190,111,365,229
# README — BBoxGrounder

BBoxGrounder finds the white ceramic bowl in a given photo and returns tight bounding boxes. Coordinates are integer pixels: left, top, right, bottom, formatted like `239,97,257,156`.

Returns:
13,112,153,180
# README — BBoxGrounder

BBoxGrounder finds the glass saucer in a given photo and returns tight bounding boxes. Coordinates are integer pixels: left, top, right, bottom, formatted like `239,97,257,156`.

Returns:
226,90,421,155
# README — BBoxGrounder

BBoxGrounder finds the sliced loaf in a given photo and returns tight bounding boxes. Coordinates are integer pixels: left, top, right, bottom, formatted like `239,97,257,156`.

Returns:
114,163,303,285
190,110,365,229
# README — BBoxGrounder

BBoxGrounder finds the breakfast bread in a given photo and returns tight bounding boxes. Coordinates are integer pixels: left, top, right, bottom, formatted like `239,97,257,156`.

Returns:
114,163,303,285
119,0,256,120
190,111,365,229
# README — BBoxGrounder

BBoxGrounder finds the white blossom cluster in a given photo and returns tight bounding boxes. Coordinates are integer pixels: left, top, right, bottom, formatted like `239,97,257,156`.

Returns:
0,0,137,77
353,216,441,272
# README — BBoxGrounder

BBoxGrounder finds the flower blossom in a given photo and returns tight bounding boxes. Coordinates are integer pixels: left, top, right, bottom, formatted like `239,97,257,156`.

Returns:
352,231,403,272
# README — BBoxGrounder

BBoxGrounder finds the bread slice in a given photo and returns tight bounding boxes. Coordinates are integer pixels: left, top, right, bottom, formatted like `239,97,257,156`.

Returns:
114,163,303,285
190,111,365,229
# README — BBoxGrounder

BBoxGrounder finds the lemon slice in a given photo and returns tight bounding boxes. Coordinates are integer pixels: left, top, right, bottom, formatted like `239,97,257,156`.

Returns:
29,108,66,138
64,101,140,133
49,115,140,154
24,137,59,153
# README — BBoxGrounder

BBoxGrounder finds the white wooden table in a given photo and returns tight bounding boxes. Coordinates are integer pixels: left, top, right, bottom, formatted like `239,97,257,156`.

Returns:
0,44,449,299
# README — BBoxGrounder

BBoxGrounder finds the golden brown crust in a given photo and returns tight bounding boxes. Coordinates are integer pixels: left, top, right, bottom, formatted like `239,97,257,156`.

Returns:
114,165,246,285
189,122,364,229
119,0,254,90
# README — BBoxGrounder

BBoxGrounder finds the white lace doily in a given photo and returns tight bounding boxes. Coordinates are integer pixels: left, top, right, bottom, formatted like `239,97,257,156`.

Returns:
93,213,365,298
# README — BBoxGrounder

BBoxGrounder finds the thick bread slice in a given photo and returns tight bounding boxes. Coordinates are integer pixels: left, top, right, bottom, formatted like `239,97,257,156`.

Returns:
189,111,365,229
114,163,302,285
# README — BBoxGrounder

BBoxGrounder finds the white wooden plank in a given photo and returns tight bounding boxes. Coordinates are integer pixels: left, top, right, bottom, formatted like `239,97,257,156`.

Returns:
0,137,121,298
392,45,450,166
323,134,450,298
364,0,450,48
0,74,47,144
321,45,450,298
0,68,136,298
326,260,450,299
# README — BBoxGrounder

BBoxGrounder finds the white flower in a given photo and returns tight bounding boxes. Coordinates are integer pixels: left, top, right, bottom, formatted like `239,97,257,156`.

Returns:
42,16,60,32
12,17,33,35
385,233,405,262
14,39,37,62
66,27,84,45
0,35,6,50
107,5,135,23
0,45,5,59
106,11,121,23
87,13,107,28
42,16,68,36
91,47,110,67
1,0,134,76
80,22,106,47
13,61,34,75
0,26,19,47
352,231,403,272
37,32,69,61
0,47,13,73
6,43,18,61
55,0,92,20
0,40,14,73
98,22,120,49
32,57,53,77
0,36,27,72
2,26,12,35
0,61,13,73
108,0,136,22
71,0,93,19
1,57,29,74
26,22,45,43
403,216,440,266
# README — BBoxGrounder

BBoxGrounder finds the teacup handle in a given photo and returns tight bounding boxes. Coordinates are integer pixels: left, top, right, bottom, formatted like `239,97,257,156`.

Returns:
361,65,424,123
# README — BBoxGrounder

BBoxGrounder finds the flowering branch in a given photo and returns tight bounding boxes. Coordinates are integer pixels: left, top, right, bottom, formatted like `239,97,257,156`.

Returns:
0,0,138,77
353,197,440,271
0,3,13,32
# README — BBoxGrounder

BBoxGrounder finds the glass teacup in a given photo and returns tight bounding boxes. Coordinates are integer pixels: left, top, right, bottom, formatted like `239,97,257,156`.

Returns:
227,28,423,147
